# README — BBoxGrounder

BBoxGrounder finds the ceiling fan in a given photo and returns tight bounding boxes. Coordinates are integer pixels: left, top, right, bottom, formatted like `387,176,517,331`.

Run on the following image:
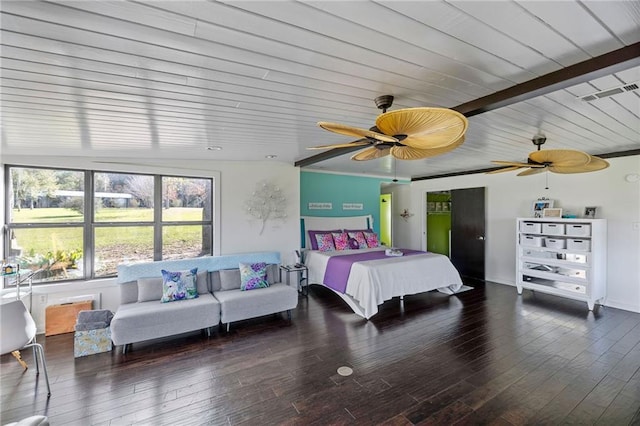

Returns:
488,134,610,176
309,95,468,161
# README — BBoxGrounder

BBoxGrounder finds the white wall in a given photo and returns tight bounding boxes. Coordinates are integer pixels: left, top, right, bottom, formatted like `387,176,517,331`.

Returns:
382,182,413,247
394,156,640,313
1,155,301,331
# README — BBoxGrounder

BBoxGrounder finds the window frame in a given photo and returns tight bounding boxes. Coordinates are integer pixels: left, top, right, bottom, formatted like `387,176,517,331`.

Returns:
3,165,215,285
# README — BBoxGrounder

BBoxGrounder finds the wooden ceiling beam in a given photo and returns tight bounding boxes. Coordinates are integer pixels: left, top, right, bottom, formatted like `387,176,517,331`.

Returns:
295,42,640,169
454,41,640,117
411,149,640,181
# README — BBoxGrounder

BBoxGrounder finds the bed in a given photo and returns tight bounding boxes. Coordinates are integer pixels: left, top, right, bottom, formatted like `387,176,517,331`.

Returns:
301,215,464,319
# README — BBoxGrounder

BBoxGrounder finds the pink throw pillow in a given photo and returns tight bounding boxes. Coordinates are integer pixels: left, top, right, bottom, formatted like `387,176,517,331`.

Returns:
315,233,336,251
332,232,349,250
364,231,380,248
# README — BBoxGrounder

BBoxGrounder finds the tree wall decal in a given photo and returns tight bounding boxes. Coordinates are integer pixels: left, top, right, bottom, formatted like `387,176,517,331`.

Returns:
244,180,287,235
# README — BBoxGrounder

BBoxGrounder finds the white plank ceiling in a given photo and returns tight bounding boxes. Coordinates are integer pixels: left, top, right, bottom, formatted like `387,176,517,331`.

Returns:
1,1,639,179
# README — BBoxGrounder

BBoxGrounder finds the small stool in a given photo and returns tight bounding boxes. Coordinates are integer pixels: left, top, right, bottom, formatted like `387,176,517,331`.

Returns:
74,310,114,357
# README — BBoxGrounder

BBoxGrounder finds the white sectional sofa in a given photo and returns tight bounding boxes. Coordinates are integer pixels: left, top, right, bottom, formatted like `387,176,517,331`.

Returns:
111,252,299,353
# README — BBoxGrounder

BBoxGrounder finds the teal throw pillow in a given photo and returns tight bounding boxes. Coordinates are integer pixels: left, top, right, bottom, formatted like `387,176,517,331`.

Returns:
161,268,199,302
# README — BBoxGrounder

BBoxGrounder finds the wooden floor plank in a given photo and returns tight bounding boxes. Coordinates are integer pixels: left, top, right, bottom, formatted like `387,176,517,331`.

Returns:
2,282,640,425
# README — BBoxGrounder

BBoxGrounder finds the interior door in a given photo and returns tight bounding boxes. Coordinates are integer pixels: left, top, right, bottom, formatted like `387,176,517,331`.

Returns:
450,187,485,283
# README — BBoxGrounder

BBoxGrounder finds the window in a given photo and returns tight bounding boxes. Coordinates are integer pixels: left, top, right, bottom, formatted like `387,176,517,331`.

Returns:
3,166,214,284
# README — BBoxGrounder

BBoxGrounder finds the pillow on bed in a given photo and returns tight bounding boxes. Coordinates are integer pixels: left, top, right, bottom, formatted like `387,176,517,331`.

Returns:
347,231,368,249
348,237,360,250
307,230,341,250
364,231,380,248
315,233,336,252
332,232,350,250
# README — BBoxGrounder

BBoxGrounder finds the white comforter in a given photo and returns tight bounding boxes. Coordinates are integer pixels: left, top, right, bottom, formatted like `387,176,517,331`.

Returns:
305,248,463,319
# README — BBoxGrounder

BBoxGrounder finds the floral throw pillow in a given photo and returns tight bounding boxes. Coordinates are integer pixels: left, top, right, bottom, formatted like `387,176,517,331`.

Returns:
239,262,269,291
364,231,380,248
348,237,360,250
315,233,336,252
308,230,340,250
160,268,199,303
347,231,367,249
332,232,350,250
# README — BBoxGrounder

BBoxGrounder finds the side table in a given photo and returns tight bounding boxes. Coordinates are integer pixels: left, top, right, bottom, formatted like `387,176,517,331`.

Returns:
279,264,309,297
2,268,41,313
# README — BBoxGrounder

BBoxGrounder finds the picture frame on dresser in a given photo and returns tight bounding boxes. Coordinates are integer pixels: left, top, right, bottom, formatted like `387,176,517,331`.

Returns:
532,199,554,218
542,207,562,218
584,206,597,218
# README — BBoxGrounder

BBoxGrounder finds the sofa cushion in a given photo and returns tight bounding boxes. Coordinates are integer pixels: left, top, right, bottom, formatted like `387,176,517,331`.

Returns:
239,262,269,291
138,277,163,302
266,264,278,284
214,283,298,324
219,269,241,291
110,294,220,346
120,281,138,304
195,271,209,294
137,270,207,303
210,271,222,292
161,268,199,302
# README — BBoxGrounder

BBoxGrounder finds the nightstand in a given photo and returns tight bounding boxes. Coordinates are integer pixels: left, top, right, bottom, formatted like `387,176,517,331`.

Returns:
279,264,309,297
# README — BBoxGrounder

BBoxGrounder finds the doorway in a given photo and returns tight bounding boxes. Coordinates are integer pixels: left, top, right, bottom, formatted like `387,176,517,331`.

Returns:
426,187,485,283
426,191,451,256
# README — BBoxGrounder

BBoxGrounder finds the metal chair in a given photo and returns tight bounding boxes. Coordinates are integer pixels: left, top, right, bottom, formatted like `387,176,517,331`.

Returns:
0,300,51,396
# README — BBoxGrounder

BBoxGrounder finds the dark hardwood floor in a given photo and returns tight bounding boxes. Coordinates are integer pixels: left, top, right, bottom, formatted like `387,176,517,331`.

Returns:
2,282,640,425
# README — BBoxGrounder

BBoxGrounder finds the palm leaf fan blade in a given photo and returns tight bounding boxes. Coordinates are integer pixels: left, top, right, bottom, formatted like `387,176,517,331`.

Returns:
549,155,610,174
517,167,547,176
317,122,398,143
486,166,523,174
376,107,468,150
491,160,542,167
351,146,391,161
391,135,466,160
528,149,590,167
307,139,370,150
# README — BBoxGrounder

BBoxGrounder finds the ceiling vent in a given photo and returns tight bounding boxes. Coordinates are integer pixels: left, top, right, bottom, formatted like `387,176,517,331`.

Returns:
579,82,639,102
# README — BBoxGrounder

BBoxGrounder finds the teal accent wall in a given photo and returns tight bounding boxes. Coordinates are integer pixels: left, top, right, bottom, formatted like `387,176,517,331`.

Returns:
300,172,389,237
